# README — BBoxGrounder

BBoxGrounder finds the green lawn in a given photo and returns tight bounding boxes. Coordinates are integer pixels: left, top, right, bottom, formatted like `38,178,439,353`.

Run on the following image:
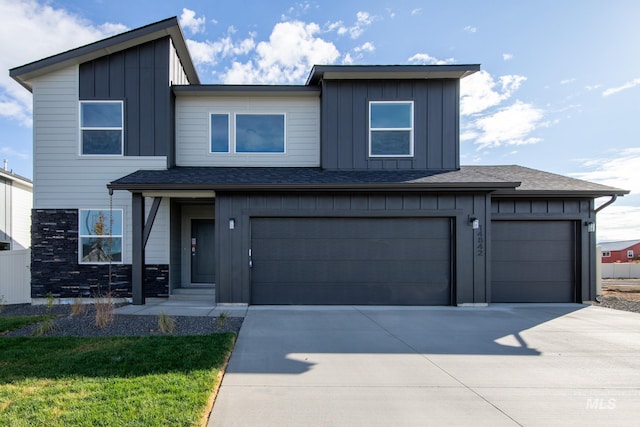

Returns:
0,333,236,426
0,315,53,334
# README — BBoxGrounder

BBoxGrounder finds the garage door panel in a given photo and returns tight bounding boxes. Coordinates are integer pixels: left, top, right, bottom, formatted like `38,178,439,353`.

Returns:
252,282,451,305
492,221,576,303
492,261,575,282
251,217,452,305
492,241,575,262
254,260,451,283
492,282,575,303
253,238,451,261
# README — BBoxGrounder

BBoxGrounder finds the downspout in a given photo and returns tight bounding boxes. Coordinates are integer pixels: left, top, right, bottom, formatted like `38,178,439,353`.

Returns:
593,194,618,302
595,194,617,213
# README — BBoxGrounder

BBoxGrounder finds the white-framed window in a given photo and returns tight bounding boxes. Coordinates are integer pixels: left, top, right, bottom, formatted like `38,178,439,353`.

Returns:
210,112,286,154
602,251,611,257
210,113,230,153
80,101,124,155
628,250,634,259
79,209,123,264
369,101,414,157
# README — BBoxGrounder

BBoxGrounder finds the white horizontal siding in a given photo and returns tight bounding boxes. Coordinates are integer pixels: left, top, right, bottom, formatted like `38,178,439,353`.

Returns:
10,182,32,250
31,65,169,264
176,96,320,167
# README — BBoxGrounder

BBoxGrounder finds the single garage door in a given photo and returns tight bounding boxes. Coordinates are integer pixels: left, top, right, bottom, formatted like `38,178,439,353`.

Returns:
492,221,576,303
250,217,452,305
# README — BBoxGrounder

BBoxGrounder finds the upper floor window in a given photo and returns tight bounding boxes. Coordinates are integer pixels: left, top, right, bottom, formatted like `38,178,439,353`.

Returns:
79,209,123,264
80,101,123,155
369,101,414,157
210,113,286,154
211,114,230,152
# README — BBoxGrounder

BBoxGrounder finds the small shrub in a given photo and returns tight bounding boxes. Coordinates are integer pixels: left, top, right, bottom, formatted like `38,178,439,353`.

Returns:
217,311,229,328
94,294,114,329
157,313,176,334
31,317,57,336
45,292,55,310
70,298,87,317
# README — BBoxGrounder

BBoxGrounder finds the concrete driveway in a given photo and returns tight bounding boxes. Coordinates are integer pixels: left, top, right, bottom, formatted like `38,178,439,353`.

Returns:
209,305,640,426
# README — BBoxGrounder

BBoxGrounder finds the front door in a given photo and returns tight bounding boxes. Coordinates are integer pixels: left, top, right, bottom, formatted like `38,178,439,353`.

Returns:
191,219,215,283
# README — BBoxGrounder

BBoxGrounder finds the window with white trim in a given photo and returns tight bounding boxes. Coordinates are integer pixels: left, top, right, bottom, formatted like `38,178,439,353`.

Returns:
80,101,123,155
628,250,634,259
602,251,611,257
369,101,414,157
79,209,123,264
210,113,286,153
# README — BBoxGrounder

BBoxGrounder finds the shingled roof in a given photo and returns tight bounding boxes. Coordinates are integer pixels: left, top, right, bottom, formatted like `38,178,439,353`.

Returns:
107,165,627,197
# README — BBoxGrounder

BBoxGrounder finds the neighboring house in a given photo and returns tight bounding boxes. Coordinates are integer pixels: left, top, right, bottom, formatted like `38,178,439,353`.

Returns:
0,164,32,251
10,17,629,306
599,240,640,263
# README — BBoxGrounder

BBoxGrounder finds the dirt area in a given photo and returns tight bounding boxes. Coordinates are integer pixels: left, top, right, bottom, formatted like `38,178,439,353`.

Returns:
602,279,640,301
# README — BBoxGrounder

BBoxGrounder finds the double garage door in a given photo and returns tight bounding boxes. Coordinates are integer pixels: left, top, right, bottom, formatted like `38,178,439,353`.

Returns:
250,217,452,305
492,221,577,303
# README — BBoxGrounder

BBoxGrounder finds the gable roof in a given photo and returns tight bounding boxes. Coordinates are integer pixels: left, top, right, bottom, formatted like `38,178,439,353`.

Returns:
10,17,199,91
306,64,480,86
599,240,640,251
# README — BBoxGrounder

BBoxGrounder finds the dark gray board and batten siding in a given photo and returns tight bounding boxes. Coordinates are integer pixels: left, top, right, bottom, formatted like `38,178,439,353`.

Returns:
213,191,490,305
320,79,460,171
79,37,174,165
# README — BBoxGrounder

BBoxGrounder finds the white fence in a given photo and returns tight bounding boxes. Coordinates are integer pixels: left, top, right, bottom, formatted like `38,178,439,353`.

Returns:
0,249,31,305
601,263,640,279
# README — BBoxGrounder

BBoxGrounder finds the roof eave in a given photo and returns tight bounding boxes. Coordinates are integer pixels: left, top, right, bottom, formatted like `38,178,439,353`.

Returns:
492,189,630,198
107,181,519,192
172,85,320,97
306,64,481,86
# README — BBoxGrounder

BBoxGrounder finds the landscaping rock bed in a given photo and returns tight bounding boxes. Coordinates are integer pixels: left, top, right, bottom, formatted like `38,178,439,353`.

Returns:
1,304,242,337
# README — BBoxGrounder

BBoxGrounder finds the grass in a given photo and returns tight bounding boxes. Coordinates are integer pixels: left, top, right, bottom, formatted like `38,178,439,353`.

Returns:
0,334,236,426
0,316,52,334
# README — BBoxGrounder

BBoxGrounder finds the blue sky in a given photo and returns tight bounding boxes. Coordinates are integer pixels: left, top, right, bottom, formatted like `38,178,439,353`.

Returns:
1,0,639,241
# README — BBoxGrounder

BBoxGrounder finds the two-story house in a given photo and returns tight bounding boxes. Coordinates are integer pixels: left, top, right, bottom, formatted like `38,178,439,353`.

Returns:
10,17,628,306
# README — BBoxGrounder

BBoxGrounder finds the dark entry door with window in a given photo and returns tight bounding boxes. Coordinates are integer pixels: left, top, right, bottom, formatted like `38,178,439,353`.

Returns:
191,219,215,283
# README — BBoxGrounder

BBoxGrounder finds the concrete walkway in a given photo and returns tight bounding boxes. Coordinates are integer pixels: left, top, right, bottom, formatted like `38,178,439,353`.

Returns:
209,304,640,426
114,298,248,317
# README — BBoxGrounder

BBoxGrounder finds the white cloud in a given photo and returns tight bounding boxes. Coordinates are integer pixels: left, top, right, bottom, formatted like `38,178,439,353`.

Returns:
602,77,640,97
179,8,206,35
354,42,375,53
560,78,576,85
342,53,354,65
186,28,255,66
221,21,340,84
595,205,640,242
460,70,526,116
571,148,640,195
464,25,477,33
0,145,29,160
408,53,456,65
0,0,125,126
468,100,544,149
332,11,375,39
585,84,601,91
411,8,423,16
502,53,513,61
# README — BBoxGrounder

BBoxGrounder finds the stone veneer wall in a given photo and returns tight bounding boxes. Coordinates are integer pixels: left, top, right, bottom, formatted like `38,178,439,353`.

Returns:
31,209,168,298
